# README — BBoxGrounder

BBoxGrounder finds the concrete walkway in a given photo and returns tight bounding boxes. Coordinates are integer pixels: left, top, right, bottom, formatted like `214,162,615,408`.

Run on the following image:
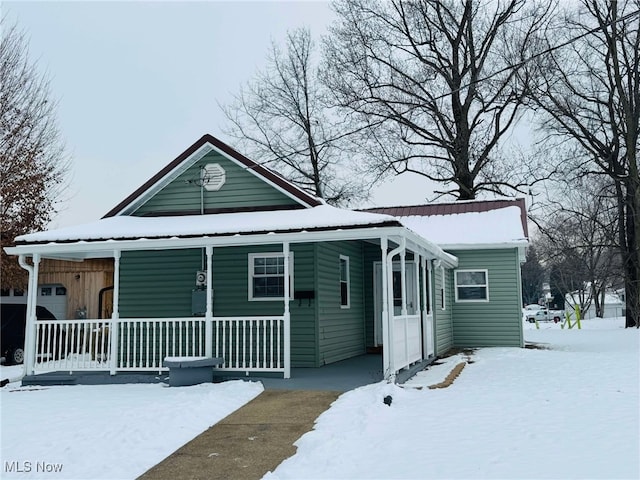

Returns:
138,390,340,480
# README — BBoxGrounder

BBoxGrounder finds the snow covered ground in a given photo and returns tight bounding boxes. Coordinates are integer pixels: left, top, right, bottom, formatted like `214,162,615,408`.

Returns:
266,317,639,479
0,379,263,479
1,317,638,480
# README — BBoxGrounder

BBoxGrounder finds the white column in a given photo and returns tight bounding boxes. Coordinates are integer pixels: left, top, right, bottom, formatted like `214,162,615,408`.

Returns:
400,249,407,316
427,260,435,356
380,237,389,379
414,255,420,316
205,245,213,358
421,256,429,357
24,254,40,376
283,242,291,378
109,251,121,375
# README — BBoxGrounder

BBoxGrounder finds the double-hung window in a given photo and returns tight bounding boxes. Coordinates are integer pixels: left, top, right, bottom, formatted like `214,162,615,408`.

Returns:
339,255,350,308
454,269,489,302
248,253,294,301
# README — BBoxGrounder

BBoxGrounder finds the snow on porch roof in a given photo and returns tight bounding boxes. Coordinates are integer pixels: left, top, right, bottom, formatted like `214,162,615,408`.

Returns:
16,205,399,244
397,206,528,248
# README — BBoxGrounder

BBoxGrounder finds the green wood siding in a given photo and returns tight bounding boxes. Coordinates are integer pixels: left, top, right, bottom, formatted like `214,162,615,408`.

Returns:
316,241,366,365
434,266,454,355
133,150,299,215
450,248,524,347
119,244,318,367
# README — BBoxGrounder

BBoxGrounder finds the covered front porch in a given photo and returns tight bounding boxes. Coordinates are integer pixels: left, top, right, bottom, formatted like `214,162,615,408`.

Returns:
7,207,457,384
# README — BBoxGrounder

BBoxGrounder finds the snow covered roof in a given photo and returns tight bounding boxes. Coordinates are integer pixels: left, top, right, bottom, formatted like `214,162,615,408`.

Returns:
16,205,399,244
10,204,458,267
397,206,528,248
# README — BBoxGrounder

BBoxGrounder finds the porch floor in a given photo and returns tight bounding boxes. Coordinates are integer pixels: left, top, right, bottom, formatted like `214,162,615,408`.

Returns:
21,353,385,391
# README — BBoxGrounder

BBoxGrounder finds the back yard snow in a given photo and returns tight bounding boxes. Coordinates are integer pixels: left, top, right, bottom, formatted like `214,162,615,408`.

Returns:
1,317,638,479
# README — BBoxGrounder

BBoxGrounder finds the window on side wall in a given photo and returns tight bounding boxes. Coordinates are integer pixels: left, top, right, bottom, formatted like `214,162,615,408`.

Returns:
454,269,489,302
248,253,294,301
339,255,350,308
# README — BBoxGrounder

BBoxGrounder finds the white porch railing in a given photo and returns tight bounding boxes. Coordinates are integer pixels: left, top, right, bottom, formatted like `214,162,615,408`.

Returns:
33,319,112,372
392,314,422,373
31,316,286,375
212,317,285,372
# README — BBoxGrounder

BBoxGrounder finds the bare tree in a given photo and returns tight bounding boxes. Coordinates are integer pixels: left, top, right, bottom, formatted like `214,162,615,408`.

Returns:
322,0,554,200
221,27,366,206
533,176,622,317
526,0,639,326
0,19,69,288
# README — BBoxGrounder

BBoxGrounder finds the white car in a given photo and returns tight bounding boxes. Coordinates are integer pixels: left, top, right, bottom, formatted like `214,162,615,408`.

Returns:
525,308,563,323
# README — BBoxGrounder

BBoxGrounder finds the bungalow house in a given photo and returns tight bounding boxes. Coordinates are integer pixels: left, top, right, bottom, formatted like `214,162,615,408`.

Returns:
5,134,528,383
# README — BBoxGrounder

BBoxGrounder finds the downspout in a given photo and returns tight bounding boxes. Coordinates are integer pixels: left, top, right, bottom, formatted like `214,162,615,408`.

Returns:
19,254,40,377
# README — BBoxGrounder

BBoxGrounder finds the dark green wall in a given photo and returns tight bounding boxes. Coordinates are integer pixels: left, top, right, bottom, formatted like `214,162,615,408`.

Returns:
119,244,318,367
316,241,366,365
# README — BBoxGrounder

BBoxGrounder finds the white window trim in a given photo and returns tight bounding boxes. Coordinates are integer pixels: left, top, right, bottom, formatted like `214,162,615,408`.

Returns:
248,252,294,301
339,254,350,309
454,269,490,303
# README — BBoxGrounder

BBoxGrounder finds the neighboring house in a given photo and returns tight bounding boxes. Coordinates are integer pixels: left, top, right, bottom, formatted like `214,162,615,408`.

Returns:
5,134,528,382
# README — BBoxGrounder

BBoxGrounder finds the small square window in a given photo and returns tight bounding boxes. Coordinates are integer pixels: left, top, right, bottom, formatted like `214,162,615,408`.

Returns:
455,269,489,302
56,286,67,296
41,287,52,296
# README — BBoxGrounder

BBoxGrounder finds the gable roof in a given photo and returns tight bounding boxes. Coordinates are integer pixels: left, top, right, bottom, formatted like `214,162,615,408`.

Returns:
364,198,529,238
103,134,324,218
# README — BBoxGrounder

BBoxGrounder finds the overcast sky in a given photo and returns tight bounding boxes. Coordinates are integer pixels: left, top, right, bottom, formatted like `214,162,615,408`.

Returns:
6,1,446,229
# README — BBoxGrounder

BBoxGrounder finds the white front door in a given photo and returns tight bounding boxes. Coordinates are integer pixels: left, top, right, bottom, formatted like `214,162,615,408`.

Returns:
373,261,417,346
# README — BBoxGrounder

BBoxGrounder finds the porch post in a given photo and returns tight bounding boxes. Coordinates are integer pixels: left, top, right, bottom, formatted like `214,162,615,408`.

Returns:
283,242,291,378
421,256,429,357
414,255,421,317
205,245,213,358
380,237,390,379
400,249,407,316
24,254,40,376
427,260,435,357
109,250,121,375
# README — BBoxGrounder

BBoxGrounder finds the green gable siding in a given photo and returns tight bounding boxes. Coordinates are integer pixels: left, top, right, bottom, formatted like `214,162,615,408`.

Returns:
316,241,366,365
133,150,299,215
434,267,454,355
450,248,523,347
119,244,318,367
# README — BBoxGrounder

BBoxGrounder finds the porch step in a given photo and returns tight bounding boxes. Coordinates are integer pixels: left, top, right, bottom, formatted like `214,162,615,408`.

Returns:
22,374,78,386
